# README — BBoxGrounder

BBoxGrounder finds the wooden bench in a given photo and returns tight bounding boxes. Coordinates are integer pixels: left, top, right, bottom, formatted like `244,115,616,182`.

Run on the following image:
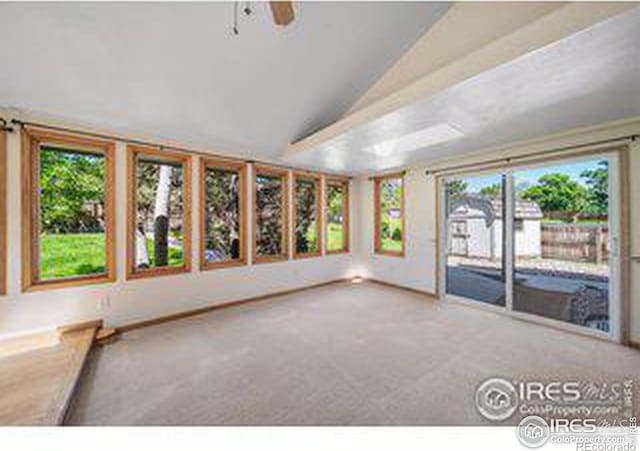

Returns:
0,320,101,425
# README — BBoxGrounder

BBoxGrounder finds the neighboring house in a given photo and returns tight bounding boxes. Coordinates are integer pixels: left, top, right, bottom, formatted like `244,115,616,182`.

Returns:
448,196,543,260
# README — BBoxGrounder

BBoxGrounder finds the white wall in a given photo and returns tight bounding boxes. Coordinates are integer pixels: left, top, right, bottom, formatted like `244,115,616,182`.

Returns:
629,140,640,345
356,170,438,294
2,118,639,347
494,219,542,259
356,128,640,345
518,220,542,258
468,216,492,259
0,133,360,337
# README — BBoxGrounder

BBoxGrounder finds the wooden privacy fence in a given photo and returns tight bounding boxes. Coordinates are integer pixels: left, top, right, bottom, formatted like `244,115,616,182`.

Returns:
541,223,609,263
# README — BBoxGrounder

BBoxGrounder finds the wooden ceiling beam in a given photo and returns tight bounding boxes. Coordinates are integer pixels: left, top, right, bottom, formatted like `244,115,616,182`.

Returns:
286,3,634,155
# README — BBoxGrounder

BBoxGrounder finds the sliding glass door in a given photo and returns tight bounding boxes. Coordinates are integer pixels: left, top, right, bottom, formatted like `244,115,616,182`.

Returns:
512,157,613,333
441,151,621,339
444,173,506,306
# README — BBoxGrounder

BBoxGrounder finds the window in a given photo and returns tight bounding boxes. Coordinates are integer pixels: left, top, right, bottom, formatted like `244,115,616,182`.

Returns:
253,165,289,263
514,218,524,231
293,173,322,258
325,177,349,254
442,153,619,335
444,173,505,305
0,130,6,294
21,129,116,291
374,173,405,257
512,158,612,331
200,158,247,270
127,145,192,279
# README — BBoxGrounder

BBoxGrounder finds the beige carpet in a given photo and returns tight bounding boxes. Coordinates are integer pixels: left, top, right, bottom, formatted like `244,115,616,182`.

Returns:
67,281,640,425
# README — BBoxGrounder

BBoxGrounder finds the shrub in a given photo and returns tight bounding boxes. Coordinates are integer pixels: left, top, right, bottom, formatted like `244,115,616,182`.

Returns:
381,218,391,237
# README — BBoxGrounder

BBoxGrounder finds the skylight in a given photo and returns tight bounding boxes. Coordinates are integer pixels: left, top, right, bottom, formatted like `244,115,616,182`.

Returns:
361,124,464,157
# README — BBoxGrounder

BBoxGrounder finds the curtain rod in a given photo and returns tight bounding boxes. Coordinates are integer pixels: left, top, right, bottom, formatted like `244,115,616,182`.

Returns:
6,118,352,179
423,134,638,177
0,118,14,132
367,170,407,181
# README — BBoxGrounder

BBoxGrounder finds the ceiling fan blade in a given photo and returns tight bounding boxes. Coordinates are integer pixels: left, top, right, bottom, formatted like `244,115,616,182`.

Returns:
270,1,295,27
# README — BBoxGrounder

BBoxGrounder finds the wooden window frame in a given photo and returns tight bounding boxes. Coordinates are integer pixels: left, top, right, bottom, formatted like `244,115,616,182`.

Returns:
126,145,192,280
199,157,247,270
252,165,290,264
292,172,322,259
21,128,116,292
373,172,406,258
325,176,350,255
0,130,6,295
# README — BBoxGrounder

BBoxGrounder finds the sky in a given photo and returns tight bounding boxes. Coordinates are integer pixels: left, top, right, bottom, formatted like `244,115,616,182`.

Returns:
459,158,607,193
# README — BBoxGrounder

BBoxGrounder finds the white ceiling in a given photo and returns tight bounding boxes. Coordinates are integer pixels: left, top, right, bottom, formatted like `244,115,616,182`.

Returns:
2,4,638,176
0,1,449,164
288,6,640,174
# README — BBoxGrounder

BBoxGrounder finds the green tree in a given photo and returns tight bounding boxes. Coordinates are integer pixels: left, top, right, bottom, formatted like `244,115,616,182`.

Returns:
521,173,587,215
326,184,345,251
295,179,317,253
204,168,240,260
134,161,184,268
40,147,105,234
135,161,183,233
580,160,608,215
479,183,501,197
380,178,402,246
255,175,284,256
327,185,344,223
445,180,467,199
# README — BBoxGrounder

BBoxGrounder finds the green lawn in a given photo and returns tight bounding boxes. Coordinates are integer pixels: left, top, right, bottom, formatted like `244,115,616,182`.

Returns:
380,217,403,252
327,223,344,251
144,236,184,268
39,233,184,280
302,221,319,253
381,237,403,252
39,233,106,280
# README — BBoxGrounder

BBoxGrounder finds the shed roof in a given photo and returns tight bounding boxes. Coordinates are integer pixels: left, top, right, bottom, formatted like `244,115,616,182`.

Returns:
448,195,543,224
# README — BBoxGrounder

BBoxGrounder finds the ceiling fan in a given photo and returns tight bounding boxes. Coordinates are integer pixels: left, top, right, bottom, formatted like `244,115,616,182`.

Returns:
232,1,295,35
269,1,295,27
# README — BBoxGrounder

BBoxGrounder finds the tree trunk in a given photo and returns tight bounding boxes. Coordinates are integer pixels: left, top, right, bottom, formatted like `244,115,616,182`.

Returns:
135,228,150,268
153,165,172,267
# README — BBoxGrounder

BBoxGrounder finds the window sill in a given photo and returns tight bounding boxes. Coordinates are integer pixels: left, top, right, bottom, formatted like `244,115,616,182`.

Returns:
253,255,289,265
200,259,247,271
293,252,322,260
126,265,191,280
374,250,405,258
24,274,116,293
326,249,350,256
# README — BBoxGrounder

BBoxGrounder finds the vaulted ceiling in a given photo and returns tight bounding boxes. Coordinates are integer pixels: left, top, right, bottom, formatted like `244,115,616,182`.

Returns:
288,6,640,173
0,1,449,161
1,2,638,175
